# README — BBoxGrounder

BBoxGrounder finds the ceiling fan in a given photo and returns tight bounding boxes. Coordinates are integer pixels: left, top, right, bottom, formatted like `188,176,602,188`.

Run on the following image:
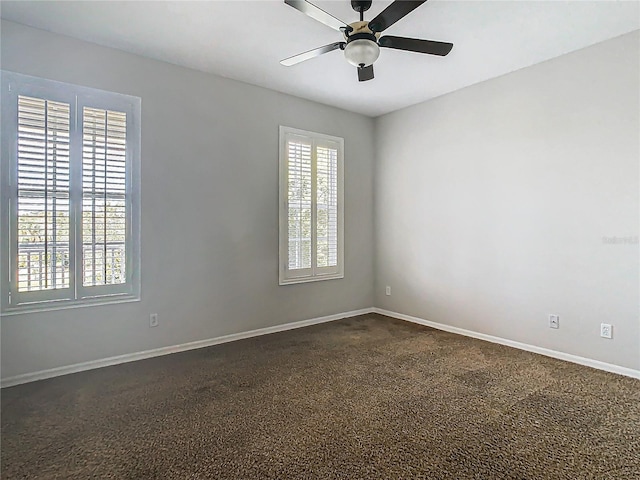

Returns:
280,0,453,82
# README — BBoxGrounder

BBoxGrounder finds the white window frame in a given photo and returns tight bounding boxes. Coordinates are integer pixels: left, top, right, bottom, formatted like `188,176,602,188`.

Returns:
0,71,141,314
279,126,344,285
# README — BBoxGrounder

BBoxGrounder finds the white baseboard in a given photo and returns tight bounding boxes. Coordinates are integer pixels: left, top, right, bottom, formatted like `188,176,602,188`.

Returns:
1,307,375,388
4,306,637,388
374,308,640,380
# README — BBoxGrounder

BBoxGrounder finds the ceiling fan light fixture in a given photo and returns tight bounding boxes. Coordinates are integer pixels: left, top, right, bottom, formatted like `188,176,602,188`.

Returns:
344,39,380,67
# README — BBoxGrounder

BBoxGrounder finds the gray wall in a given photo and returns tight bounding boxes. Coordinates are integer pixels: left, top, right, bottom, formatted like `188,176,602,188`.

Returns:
2,20,638,381
0,20,375,379
375,31,639,370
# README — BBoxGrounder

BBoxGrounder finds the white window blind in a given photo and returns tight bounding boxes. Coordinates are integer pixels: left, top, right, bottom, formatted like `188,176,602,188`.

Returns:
279,126,343,285
287,139,312,272
82,107,127,287
316,145,339,269
1,71,141,313
17,96,71,293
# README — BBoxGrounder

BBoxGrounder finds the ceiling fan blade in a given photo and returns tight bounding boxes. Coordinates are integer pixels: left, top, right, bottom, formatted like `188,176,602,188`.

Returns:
368,0,428,33
378,36,453,56
357,65,374,82
284,0,349,32
280,42,345,66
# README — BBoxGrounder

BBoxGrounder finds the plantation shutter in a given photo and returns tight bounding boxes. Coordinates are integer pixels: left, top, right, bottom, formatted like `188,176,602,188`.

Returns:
315,142,339,273
81,107,128,288
16,95,72,296
1,71,141,313
280,127,343,284
286,136,313,277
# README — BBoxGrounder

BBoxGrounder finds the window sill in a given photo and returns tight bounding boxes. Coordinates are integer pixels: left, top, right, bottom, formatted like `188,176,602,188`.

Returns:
0,295,140,316
279,273,344,286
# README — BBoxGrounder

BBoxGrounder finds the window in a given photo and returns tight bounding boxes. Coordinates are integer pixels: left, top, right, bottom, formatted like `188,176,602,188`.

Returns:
1,71,141,313
279,126,343,284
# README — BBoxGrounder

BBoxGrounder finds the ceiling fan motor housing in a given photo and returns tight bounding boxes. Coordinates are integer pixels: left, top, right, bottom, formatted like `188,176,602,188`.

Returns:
351,0,372,13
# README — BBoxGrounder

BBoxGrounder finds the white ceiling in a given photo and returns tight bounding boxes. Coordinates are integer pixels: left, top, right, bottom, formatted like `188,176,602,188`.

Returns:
2,1,638,117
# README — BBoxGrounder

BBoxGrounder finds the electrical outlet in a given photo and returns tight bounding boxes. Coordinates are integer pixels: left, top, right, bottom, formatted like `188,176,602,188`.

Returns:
549,314,559,329
600,323,612,339
385,286,391,296
149,313,159,328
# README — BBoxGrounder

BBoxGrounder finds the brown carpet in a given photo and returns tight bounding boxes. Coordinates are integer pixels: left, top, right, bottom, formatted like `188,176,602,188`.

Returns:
1,314,639,479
